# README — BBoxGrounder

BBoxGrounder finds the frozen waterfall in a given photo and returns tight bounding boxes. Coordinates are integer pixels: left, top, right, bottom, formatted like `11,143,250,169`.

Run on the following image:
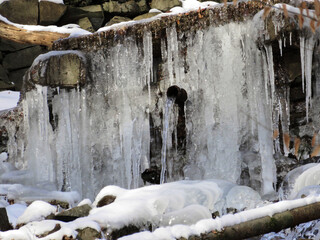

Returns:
14,20,280,199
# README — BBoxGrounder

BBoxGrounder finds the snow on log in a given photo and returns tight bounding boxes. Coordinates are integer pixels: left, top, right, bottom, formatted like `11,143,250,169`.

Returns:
0,20,70,47
189,201,320,240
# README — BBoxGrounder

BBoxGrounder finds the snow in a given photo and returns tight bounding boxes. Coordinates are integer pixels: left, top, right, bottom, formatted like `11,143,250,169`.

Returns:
0,15,90,38
120,195,320,240
0,91,20,111
16,200,57,225
31,50,86,69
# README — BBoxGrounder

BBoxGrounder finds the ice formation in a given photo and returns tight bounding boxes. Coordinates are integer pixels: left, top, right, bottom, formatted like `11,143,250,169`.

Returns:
4,15,282,199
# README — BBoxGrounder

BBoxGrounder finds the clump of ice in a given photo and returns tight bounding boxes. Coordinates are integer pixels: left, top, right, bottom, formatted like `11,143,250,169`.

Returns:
279,163,320,199
17,200,57,225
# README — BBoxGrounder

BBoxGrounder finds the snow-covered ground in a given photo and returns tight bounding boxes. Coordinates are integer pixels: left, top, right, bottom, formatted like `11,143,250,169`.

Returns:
0,91,20,111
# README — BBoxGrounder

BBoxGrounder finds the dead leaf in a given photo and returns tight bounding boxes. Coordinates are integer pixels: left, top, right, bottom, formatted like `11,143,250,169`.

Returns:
315,0,320,19
263,6,272,20
273,129,279,140
311,145,320,157
283,133,290,151
310,20,316,33
283,4,288,19
299,7,304,29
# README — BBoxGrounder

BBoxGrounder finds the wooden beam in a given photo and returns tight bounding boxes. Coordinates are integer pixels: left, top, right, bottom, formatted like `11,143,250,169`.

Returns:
185,201,320,240
0,20,70,47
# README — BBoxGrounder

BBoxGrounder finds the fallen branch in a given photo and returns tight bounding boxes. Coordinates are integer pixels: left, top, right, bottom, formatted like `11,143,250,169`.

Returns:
190,201,320,240
0,20,70,47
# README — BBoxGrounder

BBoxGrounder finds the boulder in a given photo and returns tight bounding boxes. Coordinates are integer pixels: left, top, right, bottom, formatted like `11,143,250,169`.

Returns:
133,12,160,21
3,46,47,71
58,5,104,30
76,227,102,240
39,1,67,25
80,5,105,30
0,38,34,52
78,17,95,32
150,0,181,12
8,68,29,91
102,0,149,17
0,208,12,231
0,0,38,25
55,204,92,219
26,52,87,88
63,0,93,7
0,64,9,83
105,16,131,27
96,195,116,207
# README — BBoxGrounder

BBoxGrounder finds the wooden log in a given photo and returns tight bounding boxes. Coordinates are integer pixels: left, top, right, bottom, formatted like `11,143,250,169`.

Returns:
0,20,70,47
0,207,12,231
188,202,320,240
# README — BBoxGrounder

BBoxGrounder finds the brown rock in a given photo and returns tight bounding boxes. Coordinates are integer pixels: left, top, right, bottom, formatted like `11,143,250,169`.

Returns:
97,195,116,207
3,46,47,71
39,1,67,25
105,16,132,27
0,0,38,25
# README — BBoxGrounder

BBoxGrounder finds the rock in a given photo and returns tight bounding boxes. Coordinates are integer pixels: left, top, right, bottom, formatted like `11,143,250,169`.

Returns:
37,223,61,238
76,227,101,240
0,208,12,231
0,52,3,63
141,167,160,184
78,17,95,32
59,5,104,30
107,225,140,240
26,52,86,88
133,12,160,21
0,0,38,25
8,68,29,91
3,46,47,71
0,64,9,83
96,195,116,207
79,5,105,30
52,204,91,222
39,1,67,25
102,0,149,17
105,16,132,27
63,0,93,7
0,38,34,52
57,204,91,218
49,199,70,209
150,0,181,12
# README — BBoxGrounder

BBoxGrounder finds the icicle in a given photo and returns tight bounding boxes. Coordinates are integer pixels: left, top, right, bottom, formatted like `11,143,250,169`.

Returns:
279,38,283,56
143,31,153,108
284,36,286,48
264,45,275,104
300,36,305,93
304,36,315,121
160,98,174,184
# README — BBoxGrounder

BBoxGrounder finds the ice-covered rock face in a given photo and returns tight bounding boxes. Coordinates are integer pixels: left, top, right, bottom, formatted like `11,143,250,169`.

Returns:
15,18,279,199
